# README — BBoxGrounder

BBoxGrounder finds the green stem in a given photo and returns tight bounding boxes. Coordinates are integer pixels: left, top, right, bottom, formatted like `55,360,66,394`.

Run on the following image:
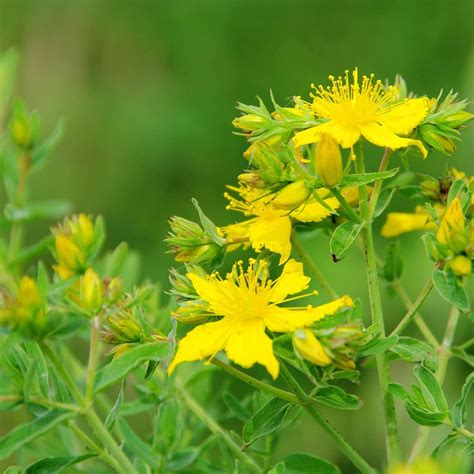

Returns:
390,277,435,341
291,233,339,299
354,144,401,464
69,421,124,473
0,394,79,412
409,306,460,462
212,358,299,404
43,344,138,474
279,361,375,474
330,187,362,224
85,316,101,403
368,148,393,216
176,381,261,472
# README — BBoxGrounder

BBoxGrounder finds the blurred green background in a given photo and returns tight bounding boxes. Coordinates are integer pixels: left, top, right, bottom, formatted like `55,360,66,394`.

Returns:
0,0,473,471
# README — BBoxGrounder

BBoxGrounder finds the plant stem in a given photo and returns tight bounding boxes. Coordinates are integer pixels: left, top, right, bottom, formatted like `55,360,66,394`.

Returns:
0,394,79,412
85,316,101,403
176,381,261,473
391,280,439,347
354,145,401,464
43,344,138,474
69,421,123,473
212,358,299,404
330,187,362,224
291,233,339,299
279,361,375,474
368,148,392,216
409,306,460,462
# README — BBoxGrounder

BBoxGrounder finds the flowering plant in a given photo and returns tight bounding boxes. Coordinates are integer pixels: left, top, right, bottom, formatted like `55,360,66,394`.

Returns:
0,51,472,474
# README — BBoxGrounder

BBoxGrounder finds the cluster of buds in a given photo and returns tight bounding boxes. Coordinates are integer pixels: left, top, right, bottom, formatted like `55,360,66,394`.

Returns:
293,323,366,370
418,91,473,155
52,214,103,279
0,276,46,336
420,168,474,204
166,216,224,265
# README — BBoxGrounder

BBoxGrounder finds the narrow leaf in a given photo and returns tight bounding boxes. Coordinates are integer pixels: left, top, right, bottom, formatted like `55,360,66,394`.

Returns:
313,386,362,410
330,222,362,261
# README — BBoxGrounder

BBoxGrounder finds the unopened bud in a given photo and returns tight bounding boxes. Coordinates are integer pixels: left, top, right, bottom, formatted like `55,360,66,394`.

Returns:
70,214,95,249
55,234,86,274
293,329,331,366
449,255,472,276
436,198,466,253
232,114,269,132
80,268,103,314
316,134,343,187
420,124,457,155
272,180,311,210
105,277,123,304
438,111,474,129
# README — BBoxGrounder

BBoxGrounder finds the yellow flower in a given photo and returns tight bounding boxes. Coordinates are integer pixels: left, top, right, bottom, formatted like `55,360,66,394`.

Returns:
80,268,103,314
293,69,429,158
293,328,331,366
449,255,471,276
168,259,353,379
315,133,343,186
222,184,359,263
381,206,438,238
436,197,465,249
54,234,86,273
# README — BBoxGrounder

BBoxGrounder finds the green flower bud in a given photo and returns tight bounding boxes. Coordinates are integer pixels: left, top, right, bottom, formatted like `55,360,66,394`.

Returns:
232,114,269,132
80,268,103,315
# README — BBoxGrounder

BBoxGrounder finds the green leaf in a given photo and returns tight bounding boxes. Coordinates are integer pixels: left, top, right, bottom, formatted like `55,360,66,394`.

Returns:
432,269,471,312
330,221,362,261
4,200,72,222
313,386,362,410
330,370,360,383
166,447,200,471
279,453,340,474
191,198,226,246
0,410,73,460
388,383,413,403
413,366,449,413
373,187,396,218
339,168,399,187
381,241,403,282
268,461,286,474
153,398,182,454
25,454,96,473
104,380,125,430
405,401,446,426
242,398,293,446
452,373,474,429
104,242,129,277
117,418,157,467
94,342,170,393
31,119,65,172
390,337,438,371
223,392,251,422
0,48,18,114
359,335,399,356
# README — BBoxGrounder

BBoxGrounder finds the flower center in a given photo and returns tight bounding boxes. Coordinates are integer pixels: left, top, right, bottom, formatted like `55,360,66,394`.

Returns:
311,69,397,127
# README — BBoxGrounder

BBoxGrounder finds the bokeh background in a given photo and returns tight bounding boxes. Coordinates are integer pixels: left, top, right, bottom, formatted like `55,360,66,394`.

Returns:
0,0,473,471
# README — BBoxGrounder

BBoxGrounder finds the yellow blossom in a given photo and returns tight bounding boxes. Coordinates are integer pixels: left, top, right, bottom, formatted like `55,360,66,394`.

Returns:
293,68,429,158
54,234,86,272
222,184,359,263
449,255,471,276
436,197,465,249
381,206,438,238
168,259,353,379
80,268,103,314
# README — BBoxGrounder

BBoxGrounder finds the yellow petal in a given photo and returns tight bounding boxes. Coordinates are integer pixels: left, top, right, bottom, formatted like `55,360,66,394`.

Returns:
381,212,433,238
224,319,279,379
360,122,427,158
315,121,361,148
293,329,331,366
168,318,233,374
268,259,310,303
248,213,292,264
377,97,429,135
436,197,464,245
187,274,230,315
264,295,354,332
292,195,338,223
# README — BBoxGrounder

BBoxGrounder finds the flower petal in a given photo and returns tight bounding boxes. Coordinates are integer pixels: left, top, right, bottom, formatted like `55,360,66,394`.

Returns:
168,318,234,374
293,121,361,149
248,213,292,264
381,212,433,238
360,122,427,158
264,295,354,332
377,98,429,135
268,259,310,303
224,319,279,379
187,274,231,315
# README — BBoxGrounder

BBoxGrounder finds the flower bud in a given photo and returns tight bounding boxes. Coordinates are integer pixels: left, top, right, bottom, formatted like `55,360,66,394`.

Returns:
420,178,441,200
315,134,343,187
419,124,456,155
69,214,95,249
105,277,124,304
438,110,473,129
293,329,331,366
449,255,472,276
80,268,103,315
238,172,266,188
11,118,30,148
55,234,86,274
232,114,269,132
272,180,311,210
